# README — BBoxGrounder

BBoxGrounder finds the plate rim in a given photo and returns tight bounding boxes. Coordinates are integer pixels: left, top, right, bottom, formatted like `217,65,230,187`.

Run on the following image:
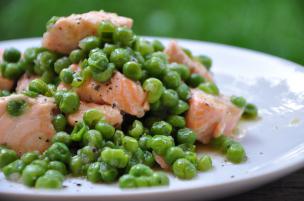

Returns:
0,37,304,199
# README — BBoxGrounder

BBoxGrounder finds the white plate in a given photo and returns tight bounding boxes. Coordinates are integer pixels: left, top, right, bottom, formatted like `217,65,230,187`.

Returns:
0,38,304,201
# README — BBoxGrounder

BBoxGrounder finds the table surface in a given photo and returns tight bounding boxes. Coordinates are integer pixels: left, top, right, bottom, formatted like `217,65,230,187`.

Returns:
219,168,304,201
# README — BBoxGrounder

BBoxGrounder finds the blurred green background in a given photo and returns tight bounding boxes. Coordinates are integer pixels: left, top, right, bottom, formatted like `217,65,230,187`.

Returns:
0,0,303,65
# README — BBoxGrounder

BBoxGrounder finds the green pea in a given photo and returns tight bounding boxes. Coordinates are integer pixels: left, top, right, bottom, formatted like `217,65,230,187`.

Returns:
151,172,169,186
230,96,247,108
69,49,85,63
113,130,125,146
165,147,185,165
139,134,152,150
129,164,153,177
79,36,100,52
3,47,21,62
187,73,205,87
44,142,71,164
160,89,179,108
197,155,212,171
2,159,25,181
119,174,137,188
54,57,71,74
198,82,219,95
151,121,172,136
52,114,67,132
91,62,115,83
48,161,67,175
210,135,235,153
122,136,139,153
177,128,196,145
166,115,186,128
52,131,71,146
150,135,174,155
133,51,145,65
59,68,74,84
83,109,104,128
184,151,197,165
103,43,117,57
41,70,55,84
243,103,258,119
143,150,155,167
70,155,83,176
128,120,144,139
95,121,115,140
87,162,102,183
99,161,118,182
3,63,23,79
21,151,39,165
98,21,116,43
172,158,196,180
24,47,44,63
170,100,189,115
35,173,63,189
113,27,134,46
134,39,154,56
6,99,28,116
71,122,88,142
31,159,49,170
54,90,66,105
168,63,190,81
46,16,59,30
44,169,64,181
22,164,46,186
163,70,182,89
143,78,164,104
110,48,130,69
135,176,150,187
22,90,38,98
123,61,142,81
0,90,10,97
82,129,104,149
226,143,246,163
196,55,212,70
88,50,108,72
101,148,129,168
29,79,49,95
144,57,165,78
35,51,57,71
59,92,80,114
78,146,99,164
152,40,165,51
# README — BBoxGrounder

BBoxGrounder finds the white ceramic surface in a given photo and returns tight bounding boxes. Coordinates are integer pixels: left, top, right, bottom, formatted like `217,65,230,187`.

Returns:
0,38,304,201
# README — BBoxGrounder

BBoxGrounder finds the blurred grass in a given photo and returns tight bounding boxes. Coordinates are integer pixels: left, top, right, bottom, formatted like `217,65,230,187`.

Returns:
0,0,303,65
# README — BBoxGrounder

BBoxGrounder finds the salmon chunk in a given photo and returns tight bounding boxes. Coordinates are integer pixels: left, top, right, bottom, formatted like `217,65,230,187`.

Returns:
0,76,14,91
164,41,212,81
186,89,243,143
58,65,149,118
68,101,123,127
15,73,38,93
42,11,133,54
0,94,56,155
0,49,14,91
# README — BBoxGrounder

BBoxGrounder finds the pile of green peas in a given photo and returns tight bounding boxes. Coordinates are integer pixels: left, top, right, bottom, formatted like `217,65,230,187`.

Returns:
0,17,258,189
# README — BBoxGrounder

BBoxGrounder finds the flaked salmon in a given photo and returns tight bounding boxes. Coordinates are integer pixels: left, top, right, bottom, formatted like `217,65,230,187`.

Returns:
42,11,133,54
164,41,212,81
186,89,243,143
154,154,170,170
68,101,123,127
0,94,56,155
58,64,149,118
